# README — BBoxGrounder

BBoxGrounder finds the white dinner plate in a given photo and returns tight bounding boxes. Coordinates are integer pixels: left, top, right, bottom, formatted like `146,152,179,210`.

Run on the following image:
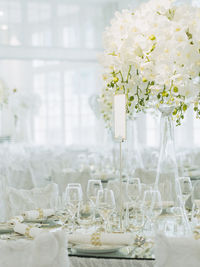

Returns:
73,244,122,254
24,219,62,228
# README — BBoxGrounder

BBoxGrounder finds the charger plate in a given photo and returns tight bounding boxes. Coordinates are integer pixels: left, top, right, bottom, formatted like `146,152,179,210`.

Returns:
24,219,62,228
0,228,14,234
73,244,122,254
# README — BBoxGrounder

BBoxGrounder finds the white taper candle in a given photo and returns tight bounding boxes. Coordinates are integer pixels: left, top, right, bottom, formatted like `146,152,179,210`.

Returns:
114,94,126,140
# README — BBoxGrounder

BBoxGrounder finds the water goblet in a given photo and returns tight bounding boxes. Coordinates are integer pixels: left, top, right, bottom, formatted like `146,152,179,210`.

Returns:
192,181,200,227
67,183,83,199
192,181,200,208
142,190,162,232
78,200,95,230
96,189,116,232
126,177,141,203
178,177,192,207
66,185,82,231
87,179,103,205
125,202,144,234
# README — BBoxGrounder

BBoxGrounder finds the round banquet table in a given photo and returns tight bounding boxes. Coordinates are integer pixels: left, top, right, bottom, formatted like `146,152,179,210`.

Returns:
70,256,154,267
68,247,155,267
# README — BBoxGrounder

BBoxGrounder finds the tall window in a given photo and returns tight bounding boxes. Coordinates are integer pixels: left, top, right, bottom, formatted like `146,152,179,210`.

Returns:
0,0,117,145
0,0,199,148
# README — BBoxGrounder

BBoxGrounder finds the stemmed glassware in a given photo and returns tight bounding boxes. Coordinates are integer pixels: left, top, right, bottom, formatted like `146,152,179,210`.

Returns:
65,184,82,231
96,189,116,232
140,184,153,203
192,181,200,226
126,178,141,203
78,200,95,229
142,190,162,232
178,177,192,207
67,183,83,199
125,201,144,233
192,181,200,207
87,179,103,205
125,178,144,232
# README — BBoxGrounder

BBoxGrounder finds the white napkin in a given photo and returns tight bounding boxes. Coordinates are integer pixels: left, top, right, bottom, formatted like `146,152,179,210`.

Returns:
8,216,24,225
22,209,54,220
68,232,135,246
14,223,44,238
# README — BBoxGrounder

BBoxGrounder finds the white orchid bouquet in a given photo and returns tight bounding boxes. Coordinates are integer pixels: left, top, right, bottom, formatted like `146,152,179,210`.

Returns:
100,0,200,127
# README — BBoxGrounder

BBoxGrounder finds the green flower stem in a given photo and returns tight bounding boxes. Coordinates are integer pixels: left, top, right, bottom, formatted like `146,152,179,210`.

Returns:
126,65,132,83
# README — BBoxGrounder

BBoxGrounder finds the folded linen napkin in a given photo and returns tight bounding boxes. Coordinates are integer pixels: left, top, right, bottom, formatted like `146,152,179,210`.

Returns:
22,209,54,220
67,232,135,246
14,223,44,238
8,216,24,225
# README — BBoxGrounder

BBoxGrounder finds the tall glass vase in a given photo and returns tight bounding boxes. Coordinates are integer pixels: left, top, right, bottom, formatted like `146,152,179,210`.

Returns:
154,105,191,234
155,105,180,209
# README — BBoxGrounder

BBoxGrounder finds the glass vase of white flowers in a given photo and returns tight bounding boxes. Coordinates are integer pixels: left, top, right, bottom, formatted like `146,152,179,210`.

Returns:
100,0,200,227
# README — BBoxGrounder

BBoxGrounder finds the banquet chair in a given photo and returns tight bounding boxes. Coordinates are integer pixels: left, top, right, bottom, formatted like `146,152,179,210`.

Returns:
5,183,59,219
0,230,69,267
155,234,200,267
53,168,91,195
29,155,53,187
5,165,34,190
2,146,34,190
133,168,156,184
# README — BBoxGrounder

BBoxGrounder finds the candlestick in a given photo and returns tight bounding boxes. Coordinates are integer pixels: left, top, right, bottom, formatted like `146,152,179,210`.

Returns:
114,94,126,232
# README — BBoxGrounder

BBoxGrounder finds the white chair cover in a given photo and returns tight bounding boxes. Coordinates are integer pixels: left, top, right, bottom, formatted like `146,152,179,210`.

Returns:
5,183,59,219
53,168,91,195
0,230,69,267
133,168,156,184
155,234,200,267
3,150,34,190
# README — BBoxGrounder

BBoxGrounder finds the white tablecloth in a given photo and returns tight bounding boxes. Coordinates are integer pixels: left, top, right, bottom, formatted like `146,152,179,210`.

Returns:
0,230,68,267
70,257,154,267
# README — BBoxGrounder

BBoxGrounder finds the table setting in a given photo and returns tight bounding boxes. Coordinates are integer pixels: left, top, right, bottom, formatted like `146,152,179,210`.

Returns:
0,0,200,266
1,175,200,266
0,191,155,262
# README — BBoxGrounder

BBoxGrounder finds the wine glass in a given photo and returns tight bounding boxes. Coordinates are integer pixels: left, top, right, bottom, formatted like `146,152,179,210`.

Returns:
78,200,95,229
96,189,116,232
66,185,82,231
192,181,200,226
126,178,143,231
178,177,192,207
67,183,83,198
87,179,103,205
142,190,162,231
125,201,144,233
192,181,200,207
140,184,152,202
126,178,141,203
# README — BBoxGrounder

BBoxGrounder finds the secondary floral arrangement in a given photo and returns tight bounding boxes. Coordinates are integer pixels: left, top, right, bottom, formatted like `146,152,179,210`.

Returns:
0,79,9,106
9,89,41,120
100,0,200,127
